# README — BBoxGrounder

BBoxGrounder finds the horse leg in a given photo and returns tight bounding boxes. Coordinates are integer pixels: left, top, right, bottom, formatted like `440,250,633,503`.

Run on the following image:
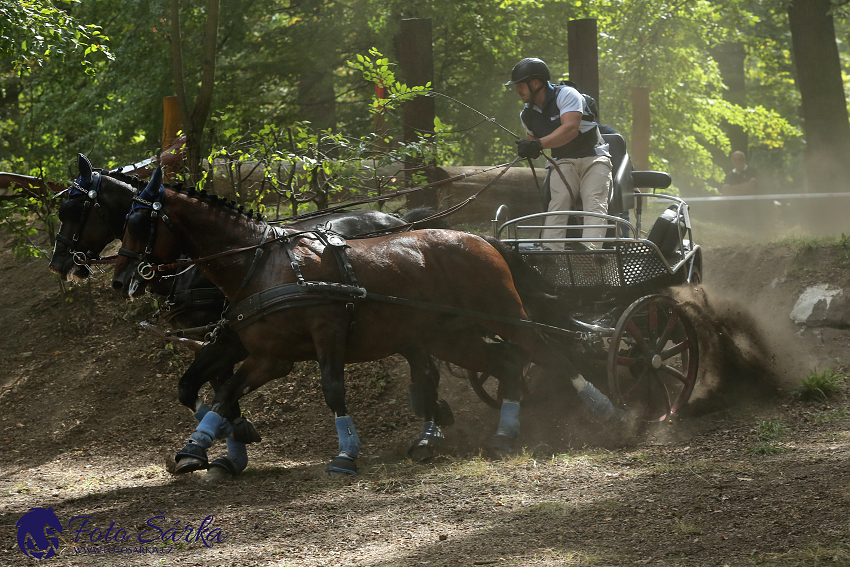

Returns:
174,355,291,475
425,327,528,454
172,330,254,475
403,347,454,462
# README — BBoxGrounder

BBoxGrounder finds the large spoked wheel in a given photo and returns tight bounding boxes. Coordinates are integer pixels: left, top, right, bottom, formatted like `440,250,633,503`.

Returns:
466,371,503,410
466,370,531,410
607,294,699,421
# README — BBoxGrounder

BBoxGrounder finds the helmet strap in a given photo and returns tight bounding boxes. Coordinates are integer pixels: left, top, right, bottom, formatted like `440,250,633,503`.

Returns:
526,79,545,105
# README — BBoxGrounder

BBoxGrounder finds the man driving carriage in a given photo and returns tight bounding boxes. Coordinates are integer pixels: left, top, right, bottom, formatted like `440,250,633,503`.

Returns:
507,57,613,250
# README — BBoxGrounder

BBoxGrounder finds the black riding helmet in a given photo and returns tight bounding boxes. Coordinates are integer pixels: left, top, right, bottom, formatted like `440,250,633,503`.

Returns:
505,57,551,86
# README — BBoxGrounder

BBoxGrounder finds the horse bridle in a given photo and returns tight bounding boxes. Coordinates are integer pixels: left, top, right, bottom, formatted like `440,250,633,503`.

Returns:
118,187,182,280
54,171,117,271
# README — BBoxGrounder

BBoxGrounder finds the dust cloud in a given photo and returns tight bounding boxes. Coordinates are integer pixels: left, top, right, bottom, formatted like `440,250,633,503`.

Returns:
675,283,807,417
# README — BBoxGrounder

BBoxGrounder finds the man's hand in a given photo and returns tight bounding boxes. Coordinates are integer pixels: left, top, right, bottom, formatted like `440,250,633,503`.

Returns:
516,138,542,159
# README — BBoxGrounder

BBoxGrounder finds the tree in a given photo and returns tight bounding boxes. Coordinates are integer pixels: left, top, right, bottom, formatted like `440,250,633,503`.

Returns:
0,0,112,74
787,0,850,191
169,0,220,182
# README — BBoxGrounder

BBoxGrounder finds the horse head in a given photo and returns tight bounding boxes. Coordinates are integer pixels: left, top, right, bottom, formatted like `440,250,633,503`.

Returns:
49,154,132,281
112,167,183,299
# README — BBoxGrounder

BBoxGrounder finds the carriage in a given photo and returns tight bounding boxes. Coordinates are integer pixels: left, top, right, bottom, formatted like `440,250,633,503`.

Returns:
469,133,703,423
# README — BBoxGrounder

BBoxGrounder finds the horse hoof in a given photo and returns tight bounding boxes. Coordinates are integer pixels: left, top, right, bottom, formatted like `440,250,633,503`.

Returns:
173,443,209,474
434,399,455,427
231,417,261,444
174,456,208,475
326,455,358,476
206,456,242,479
407,443,436,463
489,434,517,458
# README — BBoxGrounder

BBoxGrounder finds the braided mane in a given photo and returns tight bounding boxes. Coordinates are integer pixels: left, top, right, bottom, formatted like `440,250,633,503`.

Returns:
107,169,261,222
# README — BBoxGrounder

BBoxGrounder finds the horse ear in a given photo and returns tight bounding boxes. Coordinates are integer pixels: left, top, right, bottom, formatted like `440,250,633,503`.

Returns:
77,154,93,184
143,166,163,196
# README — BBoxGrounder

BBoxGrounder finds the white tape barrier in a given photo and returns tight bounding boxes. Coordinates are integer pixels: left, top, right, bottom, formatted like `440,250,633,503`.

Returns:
670,192,850,202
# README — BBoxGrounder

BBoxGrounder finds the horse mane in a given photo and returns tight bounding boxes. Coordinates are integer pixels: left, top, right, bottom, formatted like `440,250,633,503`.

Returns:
109,169,262,222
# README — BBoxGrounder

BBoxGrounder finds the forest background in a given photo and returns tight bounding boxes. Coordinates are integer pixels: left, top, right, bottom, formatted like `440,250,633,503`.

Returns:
1,0,850,222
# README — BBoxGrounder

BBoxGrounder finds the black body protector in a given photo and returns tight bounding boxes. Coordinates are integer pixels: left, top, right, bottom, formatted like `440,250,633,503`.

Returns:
521,82,606,160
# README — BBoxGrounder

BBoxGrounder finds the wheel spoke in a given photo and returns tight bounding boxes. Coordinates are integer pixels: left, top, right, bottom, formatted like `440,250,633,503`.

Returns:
648,301,658,344
616,356,639,367
660,364,688,385
655,310,680,350
661,340,691,360
649,370,674,419
625,320,654,358
621,368,650,399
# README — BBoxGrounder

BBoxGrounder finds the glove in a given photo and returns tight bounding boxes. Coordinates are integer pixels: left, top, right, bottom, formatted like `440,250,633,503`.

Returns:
516,138,543,159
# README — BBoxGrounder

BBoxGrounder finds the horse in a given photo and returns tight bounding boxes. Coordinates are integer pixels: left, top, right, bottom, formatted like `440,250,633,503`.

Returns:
111,167,583,475
49,155,454,476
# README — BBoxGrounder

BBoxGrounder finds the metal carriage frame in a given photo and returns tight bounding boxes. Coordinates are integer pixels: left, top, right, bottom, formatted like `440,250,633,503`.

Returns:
472,134,704,422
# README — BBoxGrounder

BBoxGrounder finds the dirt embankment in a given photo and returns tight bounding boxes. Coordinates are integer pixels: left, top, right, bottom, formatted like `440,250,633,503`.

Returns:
1,236,849,567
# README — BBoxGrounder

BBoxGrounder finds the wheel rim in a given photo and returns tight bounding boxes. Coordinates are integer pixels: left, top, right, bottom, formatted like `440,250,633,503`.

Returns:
466,371,502,409
607,294,699,421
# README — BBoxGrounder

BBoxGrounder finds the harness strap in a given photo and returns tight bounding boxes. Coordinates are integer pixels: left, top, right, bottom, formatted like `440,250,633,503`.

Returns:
224,280,583,339
232,225,272,303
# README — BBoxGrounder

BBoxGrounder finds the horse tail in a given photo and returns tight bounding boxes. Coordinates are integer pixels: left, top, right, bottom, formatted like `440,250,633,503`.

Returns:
403,207,451,230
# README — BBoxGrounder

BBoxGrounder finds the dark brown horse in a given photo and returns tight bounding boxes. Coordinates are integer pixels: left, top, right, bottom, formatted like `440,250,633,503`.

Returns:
112,167,581,475
50,156,453,476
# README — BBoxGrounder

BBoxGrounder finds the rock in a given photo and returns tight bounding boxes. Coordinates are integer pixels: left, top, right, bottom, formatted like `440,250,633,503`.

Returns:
790,284,850,327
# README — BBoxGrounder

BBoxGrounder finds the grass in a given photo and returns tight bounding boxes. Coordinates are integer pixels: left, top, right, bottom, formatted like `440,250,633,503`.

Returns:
792,368,846,402
747,419,792,456
812,407,850,424
755,419,788,442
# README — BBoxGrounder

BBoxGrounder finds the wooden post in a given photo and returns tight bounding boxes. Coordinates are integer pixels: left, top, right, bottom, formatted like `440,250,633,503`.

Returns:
568,19,599,118
399,18,436,208
631,87,651,170
162,96,181,180
162,96,181,151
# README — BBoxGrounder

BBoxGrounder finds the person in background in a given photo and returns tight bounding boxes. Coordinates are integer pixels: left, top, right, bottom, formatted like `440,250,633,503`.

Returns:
720,150,758,196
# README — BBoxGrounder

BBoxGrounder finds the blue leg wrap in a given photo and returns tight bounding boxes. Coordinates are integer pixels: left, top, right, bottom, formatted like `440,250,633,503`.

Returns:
496,401,521,438
189,411,225,449
193,404,233,439
225,438,248,471
335,415,361,459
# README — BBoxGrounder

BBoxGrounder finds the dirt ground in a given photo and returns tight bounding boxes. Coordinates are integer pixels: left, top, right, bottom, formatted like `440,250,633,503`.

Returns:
1,230,849,567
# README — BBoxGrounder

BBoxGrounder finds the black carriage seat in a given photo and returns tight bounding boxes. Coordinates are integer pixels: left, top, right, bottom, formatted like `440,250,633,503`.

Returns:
646,204,684,261
602,133,632,216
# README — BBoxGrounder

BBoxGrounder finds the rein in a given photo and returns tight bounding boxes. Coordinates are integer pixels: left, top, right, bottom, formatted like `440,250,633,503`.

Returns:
352,157,521,238
274,161,515,226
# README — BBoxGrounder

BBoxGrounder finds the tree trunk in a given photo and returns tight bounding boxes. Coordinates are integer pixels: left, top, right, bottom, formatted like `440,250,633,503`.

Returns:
788,0,850,192
169,0,220,184
713,42,748,155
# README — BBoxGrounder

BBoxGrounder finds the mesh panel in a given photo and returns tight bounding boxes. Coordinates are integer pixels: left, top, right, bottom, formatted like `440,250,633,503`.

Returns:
521,242,669,289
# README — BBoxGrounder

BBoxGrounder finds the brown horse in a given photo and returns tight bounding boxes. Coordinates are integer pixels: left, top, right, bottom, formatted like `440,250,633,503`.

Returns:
50,156,453,476
112,168,581,475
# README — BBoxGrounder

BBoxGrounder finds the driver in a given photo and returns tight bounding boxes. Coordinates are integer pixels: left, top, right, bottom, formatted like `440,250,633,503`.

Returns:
506,57,612,250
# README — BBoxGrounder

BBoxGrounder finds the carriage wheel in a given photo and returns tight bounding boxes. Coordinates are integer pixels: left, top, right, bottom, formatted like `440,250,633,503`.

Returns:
466,370,531,410
466,371,503,409
607,294,699,421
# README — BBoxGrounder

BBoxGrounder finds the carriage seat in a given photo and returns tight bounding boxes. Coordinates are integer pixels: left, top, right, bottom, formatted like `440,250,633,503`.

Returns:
602,133,633,216
646,205,683,260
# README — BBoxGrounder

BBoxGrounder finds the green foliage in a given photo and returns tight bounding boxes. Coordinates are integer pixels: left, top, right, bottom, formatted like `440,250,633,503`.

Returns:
0,182,59,259
0,0,829,203
350,48,432,113
792,368,846,401
0,0,113,75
